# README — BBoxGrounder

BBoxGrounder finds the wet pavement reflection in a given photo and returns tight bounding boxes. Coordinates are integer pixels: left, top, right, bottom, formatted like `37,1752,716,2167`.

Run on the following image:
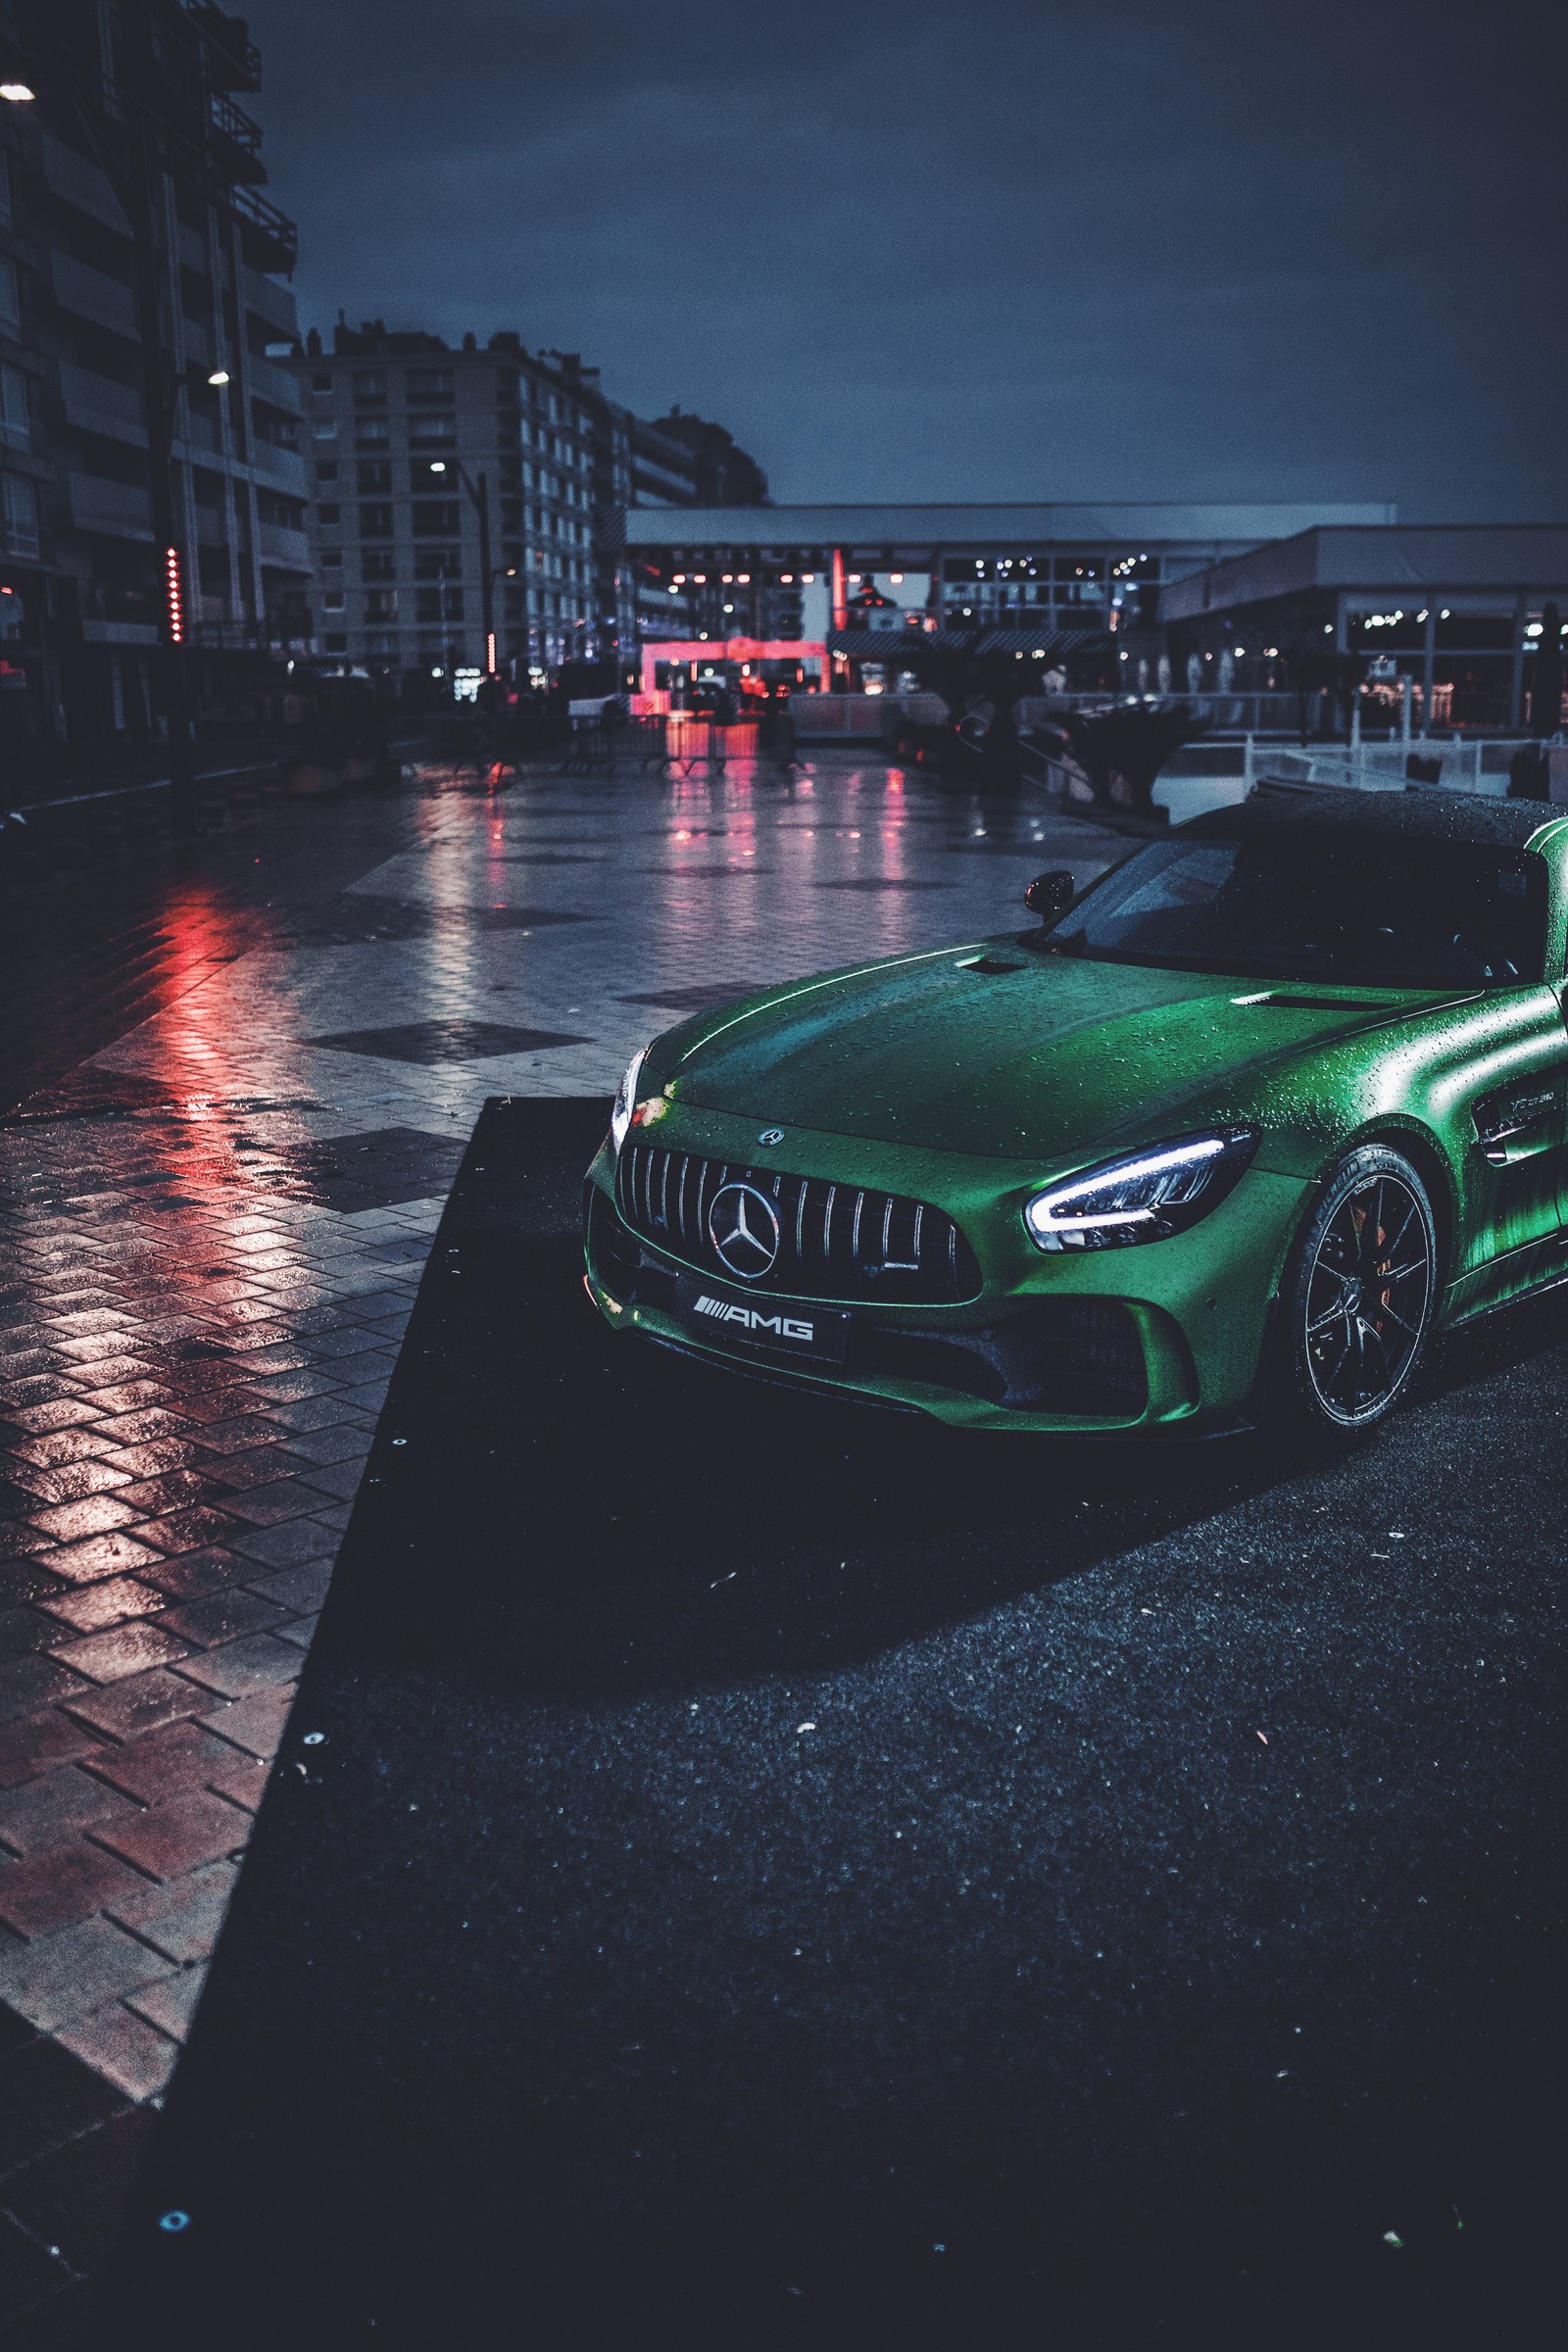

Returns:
0,754,1117,2325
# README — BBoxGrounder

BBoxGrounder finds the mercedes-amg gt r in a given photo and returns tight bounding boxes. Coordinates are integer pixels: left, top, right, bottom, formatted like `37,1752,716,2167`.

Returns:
584,793,1568,1434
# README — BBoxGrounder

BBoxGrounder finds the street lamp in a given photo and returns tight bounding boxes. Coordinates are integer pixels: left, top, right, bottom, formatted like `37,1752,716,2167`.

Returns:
427,459,496,675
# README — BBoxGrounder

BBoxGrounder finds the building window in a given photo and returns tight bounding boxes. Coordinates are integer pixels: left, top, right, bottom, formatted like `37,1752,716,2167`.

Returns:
320,548,343,569
409,415,456,448
311,370,331,391
353,371,387,404
366,588,399,620
316,462,339,483
415,547,461,579
322,591,345,612
2,473,40,557
407,368,454,402
412,501,461,536
362,548,397,581
318,503,341,524
0,362,27,447
312,421,338,441
324,632,348,652
359,504,394,538
0,256,20,336
357,460,392,493
356,419,390,449
416,587,464,622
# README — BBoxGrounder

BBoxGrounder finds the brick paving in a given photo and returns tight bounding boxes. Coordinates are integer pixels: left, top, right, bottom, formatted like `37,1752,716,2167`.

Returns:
0,753,1115,2331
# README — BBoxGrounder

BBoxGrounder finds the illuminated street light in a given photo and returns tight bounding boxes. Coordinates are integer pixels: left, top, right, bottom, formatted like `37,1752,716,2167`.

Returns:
0,80,36,102
207,368,230,386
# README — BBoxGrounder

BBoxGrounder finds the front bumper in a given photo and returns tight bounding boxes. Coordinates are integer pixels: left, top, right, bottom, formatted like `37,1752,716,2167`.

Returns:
581,1116,1309,1435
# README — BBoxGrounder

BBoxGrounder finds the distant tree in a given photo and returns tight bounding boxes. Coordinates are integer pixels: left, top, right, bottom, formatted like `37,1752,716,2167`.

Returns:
892,631,1042,784
1036,703,1203,816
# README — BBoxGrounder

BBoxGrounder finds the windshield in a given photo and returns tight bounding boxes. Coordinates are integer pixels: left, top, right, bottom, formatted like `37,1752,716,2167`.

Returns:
1042,830,1548,988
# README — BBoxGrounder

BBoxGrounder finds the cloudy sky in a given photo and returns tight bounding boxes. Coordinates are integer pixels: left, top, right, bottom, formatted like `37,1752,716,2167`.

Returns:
243,0,1567,518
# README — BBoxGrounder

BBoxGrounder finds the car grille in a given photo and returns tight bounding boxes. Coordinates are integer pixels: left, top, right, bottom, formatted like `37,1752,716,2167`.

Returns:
614,1144,982,1303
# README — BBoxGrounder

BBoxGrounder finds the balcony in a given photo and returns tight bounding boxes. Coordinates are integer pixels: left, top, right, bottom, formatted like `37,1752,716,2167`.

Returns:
246,353,305,416
242,270,300,338
252,439,307,492
50,255,138,343
209,92,268,185
63,469,154,542
256,519,312,572
40,133,128,236
57,363,147,448
180,1,263,90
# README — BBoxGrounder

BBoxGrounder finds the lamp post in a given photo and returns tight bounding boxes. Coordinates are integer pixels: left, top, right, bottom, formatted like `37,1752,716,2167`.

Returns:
430,461,495,674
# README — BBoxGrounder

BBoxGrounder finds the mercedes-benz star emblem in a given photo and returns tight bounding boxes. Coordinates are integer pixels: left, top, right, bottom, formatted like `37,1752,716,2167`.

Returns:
758,1128,784,1147
708,1182,782,1282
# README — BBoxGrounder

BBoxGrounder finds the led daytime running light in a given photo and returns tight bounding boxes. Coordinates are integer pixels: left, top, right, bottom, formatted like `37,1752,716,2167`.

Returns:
1025,1129,1256,1251
611,1047,648,1153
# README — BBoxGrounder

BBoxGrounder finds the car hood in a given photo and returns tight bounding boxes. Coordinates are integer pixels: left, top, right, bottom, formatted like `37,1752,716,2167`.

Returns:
662,945,1441,1162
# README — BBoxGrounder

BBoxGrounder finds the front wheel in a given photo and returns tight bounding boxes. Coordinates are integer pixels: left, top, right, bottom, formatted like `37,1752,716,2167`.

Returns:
1278,1146,1437,1433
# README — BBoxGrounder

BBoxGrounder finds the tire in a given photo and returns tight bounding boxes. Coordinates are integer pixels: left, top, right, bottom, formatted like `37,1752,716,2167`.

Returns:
1278,1145,1437,1433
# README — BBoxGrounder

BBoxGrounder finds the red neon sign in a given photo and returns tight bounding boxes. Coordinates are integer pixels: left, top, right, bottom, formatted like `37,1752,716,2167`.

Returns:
164,545,185,644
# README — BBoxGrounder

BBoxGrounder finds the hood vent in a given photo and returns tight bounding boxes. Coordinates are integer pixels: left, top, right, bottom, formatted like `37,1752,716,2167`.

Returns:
1235,991,1398,1014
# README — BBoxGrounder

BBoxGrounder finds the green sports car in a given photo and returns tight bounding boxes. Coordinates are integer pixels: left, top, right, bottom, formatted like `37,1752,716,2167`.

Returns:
583,792,1568,1436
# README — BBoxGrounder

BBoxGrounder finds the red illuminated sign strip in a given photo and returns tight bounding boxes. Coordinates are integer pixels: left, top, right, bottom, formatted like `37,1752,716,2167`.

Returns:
164,545,184,645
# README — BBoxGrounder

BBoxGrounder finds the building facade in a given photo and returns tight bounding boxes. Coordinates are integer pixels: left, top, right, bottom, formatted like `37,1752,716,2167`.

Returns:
1157,525,1568,732
293,320,602,681
616,501,1396,684
0,0,309,766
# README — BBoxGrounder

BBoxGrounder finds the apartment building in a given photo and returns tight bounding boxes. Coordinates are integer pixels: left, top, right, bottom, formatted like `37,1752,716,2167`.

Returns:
0,0,309,761
295,321,598,681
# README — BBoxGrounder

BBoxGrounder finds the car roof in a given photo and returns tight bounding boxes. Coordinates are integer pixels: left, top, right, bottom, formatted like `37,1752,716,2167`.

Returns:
1182,790,1561,851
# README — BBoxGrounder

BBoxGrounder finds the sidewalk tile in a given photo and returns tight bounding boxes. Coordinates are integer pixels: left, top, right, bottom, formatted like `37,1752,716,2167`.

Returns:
126,1966,206,2042
0,1915,171,2031
137,1546,253,1601
0,1657,91,1726
53,2000,180,2102
106,1860,237,1964
156,1589,288,1648
241,1558,333,1615
207,1684,297,1758
0,1765,142,1859
40,1532,164,1586
45,1622,191,1686
225,1517,340,1570
0,1841,153,1940
91,1790,249,1882
62,1667,212,1742
132,1506,244,1554
85,1720,251,1806
26,1497,135,1544
172,1632,305,1700
0,1710,110,1791
33,1577,167,1635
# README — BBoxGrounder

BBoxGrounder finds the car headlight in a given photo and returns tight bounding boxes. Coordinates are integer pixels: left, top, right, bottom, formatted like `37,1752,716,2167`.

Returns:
1024,1127,1259,1250
610,1047,649,1154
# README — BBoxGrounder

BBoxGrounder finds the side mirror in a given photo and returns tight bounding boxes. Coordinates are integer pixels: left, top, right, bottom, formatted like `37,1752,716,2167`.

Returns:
1025,869,1075,923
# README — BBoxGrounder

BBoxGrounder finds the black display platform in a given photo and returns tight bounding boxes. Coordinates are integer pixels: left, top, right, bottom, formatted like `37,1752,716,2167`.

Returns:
94,1099,1566,2346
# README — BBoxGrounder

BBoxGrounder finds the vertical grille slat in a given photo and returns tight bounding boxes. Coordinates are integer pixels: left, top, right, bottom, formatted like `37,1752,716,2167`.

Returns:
616,1146,979,1303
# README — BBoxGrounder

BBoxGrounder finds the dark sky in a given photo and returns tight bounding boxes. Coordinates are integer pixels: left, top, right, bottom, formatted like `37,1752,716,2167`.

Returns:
245,0,1567,519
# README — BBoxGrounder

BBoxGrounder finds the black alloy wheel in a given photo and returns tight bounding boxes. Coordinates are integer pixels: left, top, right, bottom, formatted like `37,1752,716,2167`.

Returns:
1282,1145,1437,1432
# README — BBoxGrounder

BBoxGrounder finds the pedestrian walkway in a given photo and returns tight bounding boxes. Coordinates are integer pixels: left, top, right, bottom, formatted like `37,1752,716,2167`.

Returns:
0,753,1116,2330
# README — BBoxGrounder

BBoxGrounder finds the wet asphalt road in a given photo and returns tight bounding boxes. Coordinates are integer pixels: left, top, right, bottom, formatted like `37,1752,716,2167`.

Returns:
98,1099,1566,2347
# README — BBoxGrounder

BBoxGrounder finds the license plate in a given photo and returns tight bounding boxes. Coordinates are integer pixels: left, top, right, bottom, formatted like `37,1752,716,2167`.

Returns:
668,1273,851,1364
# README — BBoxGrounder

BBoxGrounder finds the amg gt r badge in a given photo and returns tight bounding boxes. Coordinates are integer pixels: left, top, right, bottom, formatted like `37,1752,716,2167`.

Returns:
707,1182,782,1280
694,1296,815,1343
